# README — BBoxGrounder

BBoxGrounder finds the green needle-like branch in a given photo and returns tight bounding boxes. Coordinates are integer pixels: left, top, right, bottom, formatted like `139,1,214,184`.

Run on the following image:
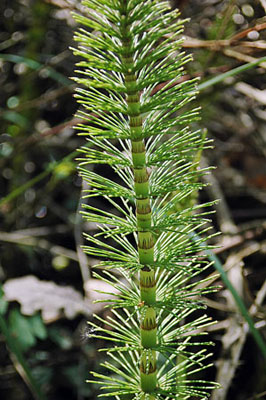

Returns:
72,0,220,399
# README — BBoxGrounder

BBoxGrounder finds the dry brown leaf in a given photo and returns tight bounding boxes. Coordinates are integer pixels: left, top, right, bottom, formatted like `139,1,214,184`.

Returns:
3,275,92,322
3,275,121,322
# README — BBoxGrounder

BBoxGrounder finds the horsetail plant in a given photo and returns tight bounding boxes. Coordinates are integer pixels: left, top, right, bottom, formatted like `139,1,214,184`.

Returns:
72,0,219,399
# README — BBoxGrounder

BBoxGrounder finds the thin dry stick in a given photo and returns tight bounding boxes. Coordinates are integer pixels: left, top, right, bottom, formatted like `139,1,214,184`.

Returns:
183,36,266,51
223,48,266,69
74,180,91,286
0,231,79,261
201,156,237,233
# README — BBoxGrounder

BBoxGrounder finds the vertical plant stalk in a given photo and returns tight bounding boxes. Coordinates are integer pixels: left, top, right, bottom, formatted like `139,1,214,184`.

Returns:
120,3,157,392
72,1,220,398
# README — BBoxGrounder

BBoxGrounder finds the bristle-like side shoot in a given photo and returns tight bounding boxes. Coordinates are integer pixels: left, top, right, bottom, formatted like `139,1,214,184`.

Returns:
72,0,219,399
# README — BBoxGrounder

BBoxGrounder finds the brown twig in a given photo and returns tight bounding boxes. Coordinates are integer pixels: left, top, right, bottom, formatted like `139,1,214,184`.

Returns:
74,180,91,288
0,231,79,262
9,86,74,114
201,157,237,234
223,48,266,69
229,21,266,42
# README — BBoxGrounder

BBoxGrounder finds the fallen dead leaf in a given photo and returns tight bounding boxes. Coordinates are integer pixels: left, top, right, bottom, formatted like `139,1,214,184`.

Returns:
3,275,92,322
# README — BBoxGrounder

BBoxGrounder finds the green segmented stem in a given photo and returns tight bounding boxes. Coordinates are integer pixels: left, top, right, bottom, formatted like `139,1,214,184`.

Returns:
120,4,157,395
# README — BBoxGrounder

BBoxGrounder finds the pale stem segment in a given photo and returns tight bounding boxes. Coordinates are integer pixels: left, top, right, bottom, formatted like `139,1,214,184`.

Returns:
120,2,157,396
